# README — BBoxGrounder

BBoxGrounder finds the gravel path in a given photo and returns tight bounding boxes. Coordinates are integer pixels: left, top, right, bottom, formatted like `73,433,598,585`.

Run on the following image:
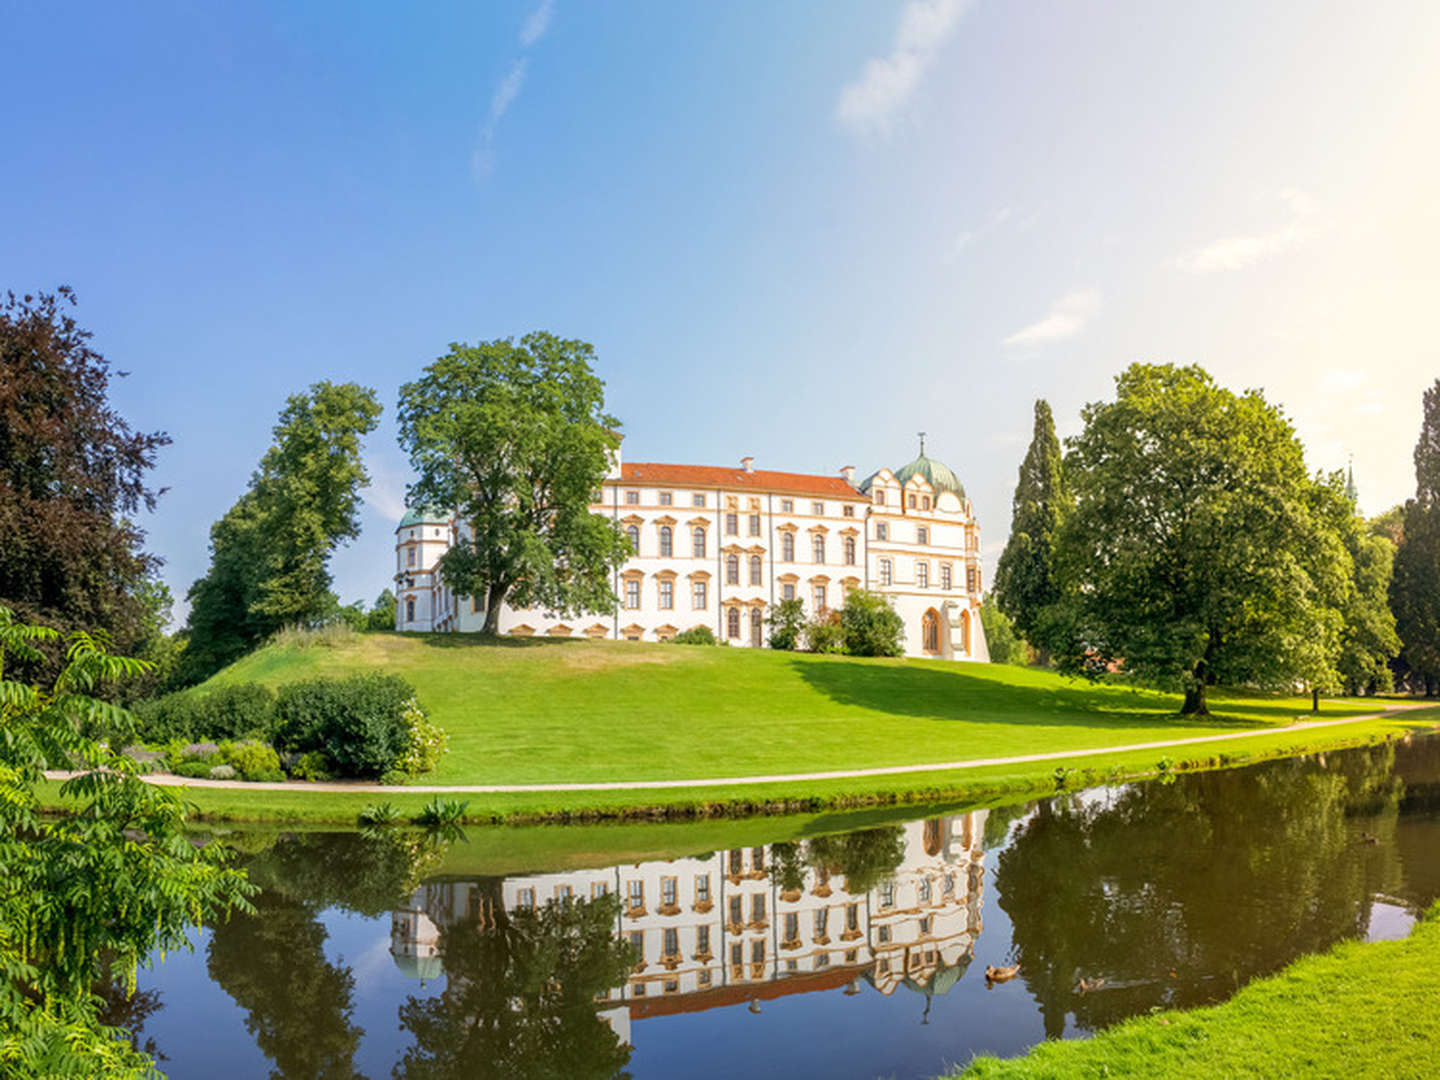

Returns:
44,706,1431,795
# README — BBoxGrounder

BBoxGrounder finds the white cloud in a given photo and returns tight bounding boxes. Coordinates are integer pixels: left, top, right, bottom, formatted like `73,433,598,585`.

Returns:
1176,189,1319,273
362,454,409,522
836,0,973,135
943,206,1010,263
519,0,554,47
1002,289,1101,346
473,58,529,177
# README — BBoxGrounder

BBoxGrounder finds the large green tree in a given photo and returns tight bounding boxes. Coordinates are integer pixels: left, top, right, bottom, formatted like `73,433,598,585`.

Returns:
397,333,629,635
0,606,252,1075
994,400,1068,659
182,381,381,680
1392,378,1440,694
1335,504,1401,695
1053,364,1351,715
0,288,169,657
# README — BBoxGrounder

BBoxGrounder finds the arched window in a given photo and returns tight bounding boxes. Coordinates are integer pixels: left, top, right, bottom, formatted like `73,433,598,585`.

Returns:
626,525,640,554
726,554,740,585
750,607,763,646
405,597,415,622
692,526,706,558
844,536,856,565
922,609,940,654
659,526,673,557
812,535,825,563
727,607,741,639
782,533,795,561
749,555,763,585
960,609,971,654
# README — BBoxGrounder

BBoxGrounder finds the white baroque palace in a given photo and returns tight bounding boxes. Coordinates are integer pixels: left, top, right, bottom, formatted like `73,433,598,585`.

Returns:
390,812,988,1044
393,442,989,661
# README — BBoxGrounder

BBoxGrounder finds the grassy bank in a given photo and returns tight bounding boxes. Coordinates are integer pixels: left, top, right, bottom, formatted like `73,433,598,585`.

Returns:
42,631,1436,824
953,901,1440,1079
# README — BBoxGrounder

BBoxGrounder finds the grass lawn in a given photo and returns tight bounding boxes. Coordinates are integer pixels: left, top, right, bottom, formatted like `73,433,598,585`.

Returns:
952,901,1440,1079
66,630,1431,825
201,632,1402,786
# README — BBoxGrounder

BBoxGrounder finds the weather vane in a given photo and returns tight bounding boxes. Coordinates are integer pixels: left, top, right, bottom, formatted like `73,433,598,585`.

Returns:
918,431,927,456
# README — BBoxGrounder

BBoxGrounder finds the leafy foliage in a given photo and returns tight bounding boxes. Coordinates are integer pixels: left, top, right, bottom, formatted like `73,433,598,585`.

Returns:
129,682,277,744
805,826,906,894
1336,508,1400,694
838,588,905,657
395,697,448,776
0,289,170,668
804,608,845,653
0,606,252,1075
365,588,397,632
181,382,381,682
995,400,1069,659
397,333,630,634
980,599,1026,665
669,625,718,646
273,674,417,779
1392,378,1440,692
766,597,805,650
1050,364,1351,714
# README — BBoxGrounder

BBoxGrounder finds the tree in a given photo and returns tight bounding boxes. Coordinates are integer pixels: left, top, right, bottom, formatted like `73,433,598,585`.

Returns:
838,588,904,657
1054,364,1351,715
1392,379,1440,694
0,288,169,657
182,382,381,680
1336,505,1401,695
994,400,1069,661
397,334,629,635
804,826,906,894
766,597,805,650
0,606,252,1074
365,588,397,631
979,598,1025,665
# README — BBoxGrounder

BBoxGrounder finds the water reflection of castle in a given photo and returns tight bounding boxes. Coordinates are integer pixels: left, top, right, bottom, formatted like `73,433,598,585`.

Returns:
390,814,987,1042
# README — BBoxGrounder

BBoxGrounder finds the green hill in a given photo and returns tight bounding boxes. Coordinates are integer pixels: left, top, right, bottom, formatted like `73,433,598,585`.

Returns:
198,630,1378,787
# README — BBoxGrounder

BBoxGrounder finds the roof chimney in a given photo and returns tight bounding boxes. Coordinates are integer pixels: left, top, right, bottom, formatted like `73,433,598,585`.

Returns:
840,465,855,485
741,456,755,472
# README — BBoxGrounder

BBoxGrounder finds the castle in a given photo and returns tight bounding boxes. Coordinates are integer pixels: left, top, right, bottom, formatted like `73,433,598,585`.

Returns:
393,440,989,661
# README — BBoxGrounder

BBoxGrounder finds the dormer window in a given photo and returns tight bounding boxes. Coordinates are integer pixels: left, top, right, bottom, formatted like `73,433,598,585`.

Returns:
875,491,886,506
922,496,931,511
908,494,917,509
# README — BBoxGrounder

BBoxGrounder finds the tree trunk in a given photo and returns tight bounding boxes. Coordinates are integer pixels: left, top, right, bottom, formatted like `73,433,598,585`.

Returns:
1312,687,1320,713
1180,682,1208,716
481,582,508,636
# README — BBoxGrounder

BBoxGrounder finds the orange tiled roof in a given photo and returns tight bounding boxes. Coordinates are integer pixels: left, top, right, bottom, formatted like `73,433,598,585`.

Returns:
618,462,861,498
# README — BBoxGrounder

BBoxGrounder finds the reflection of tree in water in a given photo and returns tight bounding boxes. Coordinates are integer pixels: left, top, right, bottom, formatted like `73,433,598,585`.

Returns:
995,744,1402,1038
94,959,166,1064
207,891,367,1080
393,890,633,1080
804,826,907,894
245,829,443,916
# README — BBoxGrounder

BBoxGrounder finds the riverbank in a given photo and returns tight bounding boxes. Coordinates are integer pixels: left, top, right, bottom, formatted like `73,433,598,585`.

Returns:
953,900,1440,1078
40,703,1438,825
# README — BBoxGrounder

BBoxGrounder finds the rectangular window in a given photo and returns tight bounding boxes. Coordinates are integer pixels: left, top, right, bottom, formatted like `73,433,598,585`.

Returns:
696,875,710,903
847,903,859,931
922,496,931,510
659,579,674,609
782,533,795,561
813,585,826,611
917,562,929,588
697,924,711,953
518,888,535,910
781,498,794,513
920,915,933,934
919,878,932,902
664,927,679,956
784,912,799,942
843,505,855,517
751,847,764,871
628,880,644,910
556,884,573,905
749,557,762,586
940,564,953,590
749,513,761,536
727,557,740,585
908,494,917,508
692,528,706,558
624,579,641,608
816,952,830,968
729,849,743,876
726,512,738,535
751,940,765,963
731,942,743,967
811,501,824,516
693,493,706,507
692,580,708,608
844,536,856,565
472,595,483,614
782,583,795,601
659,490,673,506
729,895,743,925
592,881,610,898
815,908,828,935
943,873,955,896
751,894,766,923
407,547,415,567
878,924,891,943
967,566,977,593
917,526,929,545
879,882,895,908
879,559,892,586
662,877,677,907
625,490,640,505
812,535,825,563
875,490,886,506
876,522,888,541
698,969,712,987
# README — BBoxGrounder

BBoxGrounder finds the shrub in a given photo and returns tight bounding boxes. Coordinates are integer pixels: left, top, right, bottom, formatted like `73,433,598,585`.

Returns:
291,750,335,782
358,802,402,827
766,598,805,650
175,760,213,779
273,674,415,779
379,768,408,786
395,698,447,776
416,797,468,827
670,625,717,646
839,589,905,657
804,610,845,654
195,684,276,740
979,599,1026,665
225,740,282,781
130,694,196,743
208,764,237,780
246,768,285,783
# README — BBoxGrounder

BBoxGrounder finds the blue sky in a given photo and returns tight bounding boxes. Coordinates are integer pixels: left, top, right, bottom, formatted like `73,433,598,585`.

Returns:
4,1,1439,620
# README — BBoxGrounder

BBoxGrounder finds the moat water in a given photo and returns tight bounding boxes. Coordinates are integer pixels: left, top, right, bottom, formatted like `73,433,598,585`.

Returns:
131,734,1440,1079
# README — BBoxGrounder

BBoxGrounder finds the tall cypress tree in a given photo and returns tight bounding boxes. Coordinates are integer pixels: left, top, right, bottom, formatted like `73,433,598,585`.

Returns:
995,399,1068,658
1392,379,1440,694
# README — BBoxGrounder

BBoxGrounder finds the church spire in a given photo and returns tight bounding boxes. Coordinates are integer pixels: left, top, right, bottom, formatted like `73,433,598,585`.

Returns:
1345,455,1358,505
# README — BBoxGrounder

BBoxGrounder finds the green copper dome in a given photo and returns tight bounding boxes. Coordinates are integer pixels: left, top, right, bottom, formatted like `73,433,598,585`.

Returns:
397,506,449,530
894,453,966,501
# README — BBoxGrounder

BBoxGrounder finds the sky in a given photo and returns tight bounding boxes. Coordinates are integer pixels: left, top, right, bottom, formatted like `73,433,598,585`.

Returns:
4,0,1439,623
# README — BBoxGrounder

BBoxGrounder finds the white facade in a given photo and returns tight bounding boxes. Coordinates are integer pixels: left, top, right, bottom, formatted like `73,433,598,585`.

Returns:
391,812,987,1036
394,446,988,661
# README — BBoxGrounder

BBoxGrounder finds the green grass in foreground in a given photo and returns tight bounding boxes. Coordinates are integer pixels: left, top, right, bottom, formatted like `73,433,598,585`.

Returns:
953,901,1440,1079
200,632,1397,786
